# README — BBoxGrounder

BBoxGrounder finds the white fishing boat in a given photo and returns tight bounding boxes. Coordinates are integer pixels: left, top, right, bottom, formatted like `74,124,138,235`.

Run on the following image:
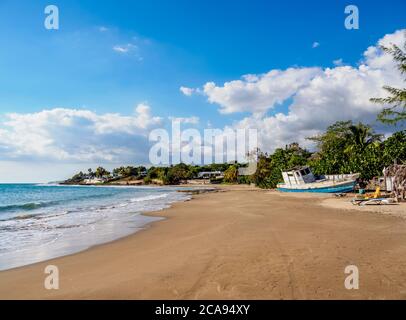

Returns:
277,166,359,193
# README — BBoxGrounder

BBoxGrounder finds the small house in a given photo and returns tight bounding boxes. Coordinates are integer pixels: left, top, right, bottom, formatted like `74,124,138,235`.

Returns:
197,171,224,179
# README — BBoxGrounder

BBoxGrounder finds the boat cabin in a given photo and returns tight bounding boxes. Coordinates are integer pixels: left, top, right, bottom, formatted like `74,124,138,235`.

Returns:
281,166,316,186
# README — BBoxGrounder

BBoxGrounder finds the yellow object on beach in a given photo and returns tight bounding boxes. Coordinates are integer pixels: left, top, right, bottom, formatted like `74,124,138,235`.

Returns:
353,187,382,204
363,187,381,200
373,187,381,199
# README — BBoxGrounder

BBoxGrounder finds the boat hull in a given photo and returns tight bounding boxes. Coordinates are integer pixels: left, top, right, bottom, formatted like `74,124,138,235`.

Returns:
277,181,356,193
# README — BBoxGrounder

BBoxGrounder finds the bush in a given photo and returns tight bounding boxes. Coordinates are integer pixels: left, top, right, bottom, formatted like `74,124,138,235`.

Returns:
224,165,238,183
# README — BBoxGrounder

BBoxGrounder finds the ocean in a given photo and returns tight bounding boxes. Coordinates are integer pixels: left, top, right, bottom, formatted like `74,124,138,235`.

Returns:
0,184,191,271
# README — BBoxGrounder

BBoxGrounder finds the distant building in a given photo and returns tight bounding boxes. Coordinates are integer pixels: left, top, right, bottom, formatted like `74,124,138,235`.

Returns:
237,167,251,176
83,177,104,184
197,171,224,179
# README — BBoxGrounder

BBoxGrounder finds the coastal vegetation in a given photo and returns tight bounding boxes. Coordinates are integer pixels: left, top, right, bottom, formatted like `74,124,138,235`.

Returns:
223,165,238,183
112,166,146,178
64,163,237,186
64,124,405,188
254,124,405,189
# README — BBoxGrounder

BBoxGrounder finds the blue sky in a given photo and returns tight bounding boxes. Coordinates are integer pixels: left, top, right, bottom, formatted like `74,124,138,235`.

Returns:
0,0,405,182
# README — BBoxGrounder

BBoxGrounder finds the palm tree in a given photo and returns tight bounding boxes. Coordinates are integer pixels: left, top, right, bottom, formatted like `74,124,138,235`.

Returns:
95,167,110,178
344,122,382,153
370,32,406,125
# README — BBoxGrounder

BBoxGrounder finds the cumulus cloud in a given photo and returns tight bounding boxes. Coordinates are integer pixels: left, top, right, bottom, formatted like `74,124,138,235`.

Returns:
200,29,406,152
203,67,322,114
0,104,162,163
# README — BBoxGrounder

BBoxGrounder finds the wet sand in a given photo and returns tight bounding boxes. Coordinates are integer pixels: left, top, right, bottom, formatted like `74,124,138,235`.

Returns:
1,185,406,300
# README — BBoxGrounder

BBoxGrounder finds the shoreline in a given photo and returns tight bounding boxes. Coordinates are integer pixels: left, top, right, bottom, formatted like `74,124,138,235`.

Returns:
1,185,406,299
0,185,216,272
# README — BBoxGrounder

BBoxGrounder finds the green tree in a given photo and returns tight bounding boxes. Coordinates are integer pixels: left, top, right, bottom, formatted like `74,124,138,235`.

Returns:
381,130,406,165
253,154,275,188
308,121,382,179
112,167,124,177
166,163,192,184
87,168,94,178
344,123,382,152
253,143,311,188
223,165,238,183
146,166,166,179
370,32,406,125
69,171,85,183
113,166,145,178
95,167,110,178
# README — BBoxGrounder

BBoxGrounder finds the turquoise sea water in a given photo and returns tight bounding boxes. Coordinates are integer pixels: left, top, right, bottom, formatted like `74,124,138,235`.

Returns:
0,184,190,270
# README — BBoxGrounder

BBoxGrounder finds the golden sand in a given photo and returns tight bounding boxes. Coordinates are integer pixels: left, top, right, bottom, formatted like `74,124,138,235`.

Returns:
1,185,406,300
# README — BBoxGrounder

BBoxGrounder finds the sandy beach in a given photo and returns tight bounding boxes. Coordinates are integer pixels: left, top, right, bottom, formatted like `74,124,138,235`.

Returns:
1,185,406,300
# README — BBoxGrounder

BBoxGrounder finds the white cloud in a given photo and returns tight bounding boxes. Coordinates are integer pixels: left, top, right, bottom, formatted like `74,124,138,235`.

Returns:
0,104,162,163
113,43,143,61
333,58,344,66
312,42,320,48
180,86,203,96
113,43,137,54
200,29,406,153
168,116,199,124
203,67,322,114
179,86,195,96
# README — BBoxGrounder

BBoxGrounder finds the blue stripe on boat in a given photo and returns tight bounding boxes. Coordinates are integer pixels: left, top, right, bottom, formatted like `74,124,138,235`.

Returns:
277,181,356,193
